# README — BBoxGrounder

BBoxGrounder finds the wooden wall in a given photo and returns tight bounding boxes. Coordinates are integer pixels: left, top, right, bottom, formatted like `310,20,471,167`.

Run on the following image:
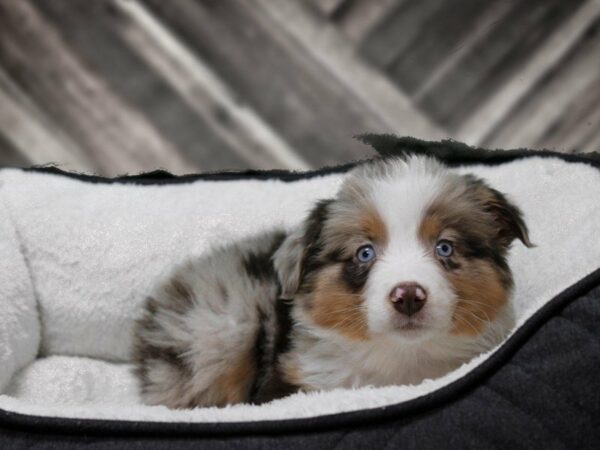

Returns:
0,0,598,175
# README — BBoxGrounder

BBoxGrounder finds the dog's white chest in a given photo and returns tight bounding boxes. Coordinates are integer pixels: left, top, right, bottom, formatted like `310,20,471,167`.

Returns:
294,337,462,390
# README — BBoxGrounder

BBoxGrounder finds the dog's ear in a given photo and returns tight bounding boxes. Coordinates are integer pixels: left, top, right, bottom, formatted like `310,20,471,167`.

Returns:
273,199,332,299
467,176,533,248
273,225,305,300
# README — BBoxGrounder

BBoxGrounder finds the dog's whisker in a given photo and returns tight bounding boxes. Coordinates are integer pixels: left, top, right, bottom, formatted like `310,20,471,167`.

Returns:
453,313,482,335
454,305,490,324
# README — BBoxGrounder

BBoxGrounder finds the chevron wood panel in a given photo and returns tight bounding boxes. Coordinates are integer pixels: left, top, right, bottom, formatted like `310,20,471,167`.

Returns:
0,0,596,175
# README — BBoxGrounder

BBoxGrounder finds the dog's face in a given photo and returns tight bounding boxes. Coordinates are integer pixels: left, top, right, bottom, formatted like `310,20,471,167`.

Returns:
274,156,531,344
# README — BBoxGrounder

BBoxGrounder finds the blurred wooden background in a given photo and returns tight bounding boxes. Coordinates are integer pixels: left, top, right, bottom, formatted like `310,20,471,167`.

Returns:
0,0,598,175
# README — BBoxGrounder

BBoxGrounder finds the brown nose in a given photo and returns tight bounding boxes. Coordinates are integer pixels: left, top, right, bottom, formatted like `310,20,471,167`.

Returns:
390,282,427,316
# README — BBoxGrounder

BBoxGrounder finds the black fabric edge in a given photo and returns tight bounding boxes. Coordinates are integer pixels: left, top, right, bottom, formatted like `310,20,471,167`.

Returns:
357,134,600,169
9,134,599,184
1,267,598,438
17,162,359,184
0,136,598,437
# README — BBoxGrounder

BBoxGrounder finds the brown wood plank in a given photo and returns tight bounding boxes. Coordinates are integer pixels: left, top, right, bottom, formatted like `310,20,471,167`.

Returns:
0,0,193,176
417,0,586,130
482,18,600,151
30,0,253,171
142,0,390,167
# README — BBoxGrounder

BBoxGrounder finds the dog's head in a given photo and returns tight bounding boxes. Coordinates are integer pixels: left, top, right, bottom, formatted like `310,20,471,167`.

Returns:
274,156,532,343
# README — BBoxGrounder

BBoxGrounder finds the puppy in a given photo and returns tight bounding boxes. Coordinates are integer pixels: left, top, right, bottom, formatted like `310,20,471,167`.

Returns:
133,155,531,408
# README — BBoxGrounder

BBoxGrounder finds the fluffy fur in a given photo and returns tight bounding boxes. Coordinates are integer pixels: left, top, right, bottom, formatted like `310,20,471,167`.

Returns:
133,156,531,408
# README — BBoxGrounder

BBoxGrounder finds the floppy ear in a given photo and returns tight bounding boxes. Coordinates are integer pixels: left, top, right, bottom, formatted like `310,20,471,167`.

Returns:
467,176,533,249
273,199,332,299
486,187,533,248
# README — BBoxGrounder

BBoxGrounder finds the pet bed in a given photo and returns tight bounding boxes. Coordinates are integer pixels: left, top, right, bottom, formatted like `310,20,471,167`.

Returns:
0,136,599,448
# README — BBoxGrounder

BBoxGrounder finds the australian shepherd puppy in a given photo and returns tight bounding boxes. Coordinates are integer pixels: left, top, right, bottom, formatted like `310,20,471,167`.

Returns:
133,155,532,408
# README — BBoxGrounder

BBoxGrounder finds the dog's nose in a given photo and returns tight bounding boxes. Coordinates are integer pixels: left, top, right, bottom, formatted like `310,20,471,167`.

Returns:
389,282,427,316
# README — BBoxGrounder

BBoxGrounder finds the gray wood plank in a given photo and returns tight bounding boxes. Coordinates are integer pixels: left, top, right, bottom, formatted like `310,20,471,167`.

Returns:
412,0,515,105
359,0,442,69
582,128,600,153
0,67,95,172
308,0,349,17
0,131,31,167
143,0,388,167
333,0,401,43
0,0,193,176
536,80,600,153
456,0,600,146
114,0,309,170
482,18,600,151
386,0,495,94
1,0,597,168
30,0,250,171
418,0,586,130
256,0,444,141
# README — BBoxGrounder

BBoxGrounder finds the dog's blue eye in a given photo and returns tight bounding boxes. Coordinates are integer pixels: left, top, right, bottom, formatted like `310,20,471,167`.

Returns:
435,240,454,257
356,245,376,263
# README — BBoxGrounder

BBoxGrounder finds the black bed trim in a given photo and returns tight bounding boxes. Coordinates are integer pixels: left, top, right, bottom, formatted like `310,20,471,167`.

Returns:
1,267,598,437
358,134,600,168
17,135,600,184
1,135,598,437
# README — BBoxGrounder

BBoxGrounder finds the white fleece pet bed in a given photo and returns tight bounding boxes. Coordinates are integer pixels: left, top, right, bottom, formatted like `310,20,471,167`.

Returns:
0,144,599,426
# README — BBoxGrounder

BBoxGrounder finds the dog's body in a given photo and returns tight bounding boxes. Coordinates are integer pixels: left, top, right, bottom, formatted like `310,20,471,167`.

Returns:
133,156,531,408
